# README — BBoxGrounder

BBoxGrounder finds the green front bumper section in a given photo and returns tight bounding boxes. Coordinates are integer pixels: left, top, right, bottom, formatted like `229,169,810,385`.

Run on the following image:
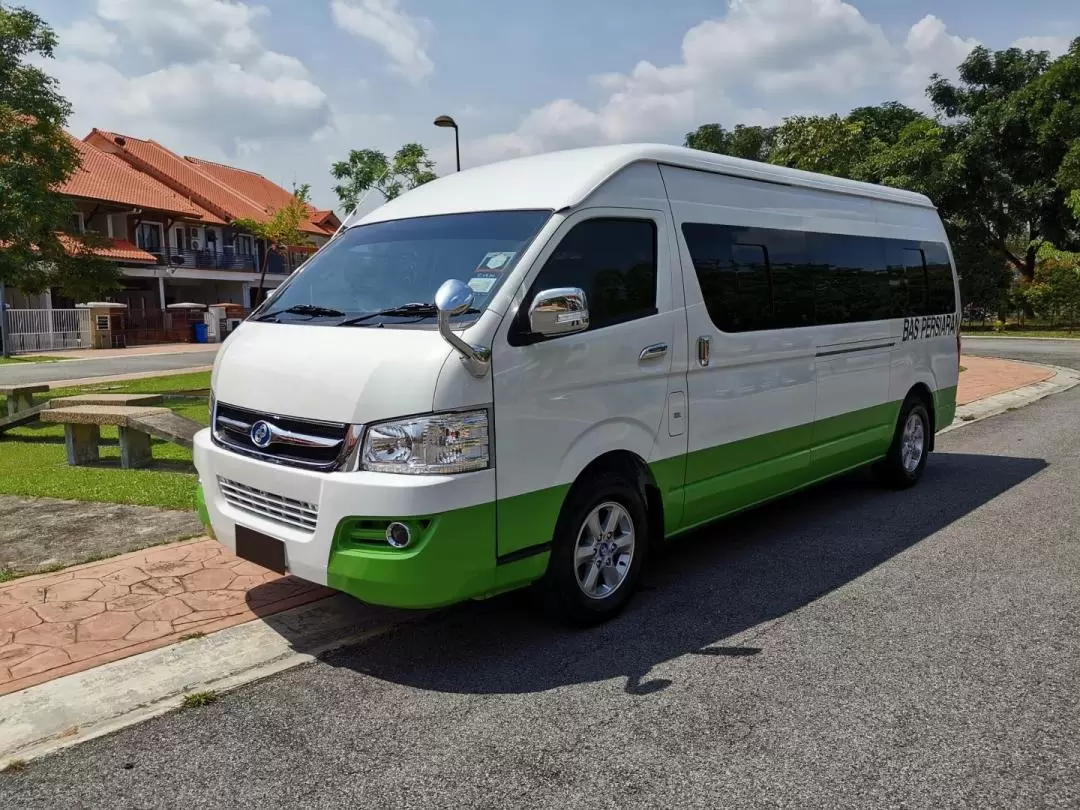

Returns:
197,480,548,609
327,502,549,610
195,482,215,540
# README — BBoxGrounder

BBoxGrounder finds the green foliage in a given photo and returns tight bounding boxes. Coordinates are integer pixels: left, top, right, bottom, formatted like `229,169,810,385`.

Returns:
684,123,776,162
331,142,437,212
0,3,117,298
232,184,313,306
1020,250,1080,325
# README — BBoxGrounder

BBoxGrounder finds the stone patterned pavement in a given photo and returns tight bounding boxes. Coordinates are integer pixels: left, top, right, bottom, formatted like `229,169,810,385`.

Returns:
0,538,330,696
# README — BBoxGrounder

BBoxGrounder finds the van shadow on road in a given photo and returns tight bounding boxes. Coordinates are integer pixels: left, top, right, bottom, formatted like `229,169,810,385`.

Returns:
304,452,1046,697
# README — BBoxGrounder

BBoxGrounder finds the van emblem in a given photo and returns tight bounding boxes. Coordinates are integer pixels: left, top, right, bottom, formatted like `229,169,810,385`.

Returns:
250,421,274,448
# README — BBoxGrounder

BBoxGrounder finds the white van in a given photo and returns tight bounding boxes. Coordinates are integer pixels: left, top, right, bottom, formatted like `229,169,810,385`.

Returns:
193,144,960,624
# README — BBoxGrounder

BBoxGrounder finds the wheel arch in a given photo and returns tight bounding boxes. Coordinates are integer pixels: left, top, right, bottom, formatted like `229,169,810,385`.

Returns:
564,450,665,546
905,382,936,451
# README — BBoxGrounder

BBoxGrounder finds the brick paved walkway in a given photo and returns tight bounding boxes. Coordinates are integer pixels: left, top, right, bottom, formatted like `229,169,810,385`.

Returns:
0,539,330,696
957,354,1054,406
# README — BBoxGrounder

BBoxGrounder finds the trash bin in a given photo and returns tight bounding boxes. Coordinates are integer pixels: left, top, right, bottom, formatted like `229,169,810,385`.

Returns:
193,322,208,343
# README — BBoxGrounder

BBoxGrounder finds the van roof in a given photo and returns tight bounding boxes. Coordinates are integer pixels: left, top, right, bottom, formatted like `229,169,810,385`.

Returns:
353,143,935,227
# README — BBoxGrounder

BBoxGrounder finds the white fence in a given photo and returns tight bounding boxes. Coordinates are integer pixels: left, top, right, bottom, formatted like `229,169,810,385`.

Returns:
2,308,92,354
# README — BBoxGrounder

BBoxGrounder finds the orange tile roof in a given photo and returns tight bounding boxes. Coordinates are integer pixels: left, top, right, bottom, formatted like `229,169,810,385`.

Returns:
58,233,159,264
183,156,337,236
56,134,223,223
87,130,336,237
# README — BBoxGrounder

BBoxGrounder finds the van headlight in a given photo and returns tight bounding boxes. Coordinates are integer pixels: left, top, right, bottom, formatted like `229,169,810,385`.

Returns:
360,410,490,474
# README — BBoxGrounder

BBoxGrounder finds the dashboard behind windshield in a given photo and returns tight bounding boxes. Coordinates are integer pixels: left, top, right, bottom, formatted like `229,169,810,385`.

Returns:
251,210,553,327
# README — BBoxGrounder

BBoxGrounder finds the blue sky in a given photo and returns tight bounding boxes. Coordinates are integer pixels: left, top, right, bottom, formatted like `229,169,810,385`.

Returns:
22,0,1079,210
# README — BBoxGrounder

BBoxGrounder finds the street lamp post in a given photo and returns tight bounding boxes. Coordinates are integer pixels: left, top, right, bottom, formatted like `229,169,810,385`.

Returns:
433,115,460,172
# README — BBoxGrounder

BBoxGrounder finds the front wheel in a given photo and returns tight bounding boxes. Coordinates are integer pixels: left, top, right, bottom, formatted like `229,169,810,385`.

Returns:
540,473,649,626
874,397,931,489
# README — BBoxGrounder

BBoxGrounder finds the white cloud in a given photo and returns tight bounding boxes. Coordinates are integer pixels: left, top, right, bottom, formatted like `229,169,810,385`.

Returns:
96,0,267,65
56,20,118,58
330,0,433,83
468,0,982,166
41,0,345,207
1012,35,1072,57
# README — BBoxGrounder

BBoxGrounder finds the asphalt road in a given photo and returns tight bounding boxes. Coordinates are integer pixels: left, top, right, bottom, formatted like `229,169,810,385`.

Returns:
0,350,218,386
961,335,1080,370
4,343,1080,809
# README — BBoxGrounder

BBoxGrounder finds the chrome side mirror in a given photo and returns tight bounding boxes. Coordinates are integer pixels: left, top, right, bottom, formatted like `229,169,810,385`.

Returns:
528,287,590,337
434,279,490,378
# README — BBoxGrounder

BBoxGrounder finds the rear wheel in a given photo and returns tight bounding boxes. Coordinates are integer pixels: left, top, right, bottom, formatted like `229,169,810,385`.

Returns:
874,396,931,489
540,472,649,626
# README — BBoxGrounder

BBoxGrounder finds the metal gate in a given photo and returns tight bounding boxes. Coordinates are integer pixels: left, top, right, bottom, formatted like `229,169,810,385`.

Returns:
2,308,92,353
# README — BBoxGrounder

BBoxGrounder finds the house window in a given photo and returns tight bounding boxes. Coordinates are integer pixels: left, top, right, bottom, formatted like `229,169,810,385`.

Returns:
135,222,164,253
65,213,85,234
235,234,255,256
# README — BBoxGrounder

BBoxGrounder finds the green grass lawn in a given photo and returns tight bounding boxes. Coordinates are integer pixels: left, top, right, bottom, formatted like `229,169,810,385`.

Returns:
2,371,212,510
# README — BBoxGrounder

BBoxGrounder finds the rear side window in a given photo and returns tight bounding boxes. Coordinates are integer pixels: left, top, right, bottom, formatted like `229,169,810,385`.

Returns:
923,243,957,315
524,218,658,333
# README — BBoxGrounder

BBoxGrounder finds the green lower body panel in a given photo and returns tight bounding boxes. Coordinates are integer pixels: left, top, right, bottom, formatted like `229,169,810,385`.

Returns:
325,387,957,608
934,385,958,433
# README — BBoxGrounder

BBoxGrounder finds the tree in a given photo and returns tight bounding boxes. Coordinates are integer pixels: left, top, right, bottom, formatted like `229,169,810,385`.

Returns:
684,123,776,162
231,184,313,307
927,40,1080,281
847,102,925,146
0,3,115,353
768,114,871,177
331,143,437,213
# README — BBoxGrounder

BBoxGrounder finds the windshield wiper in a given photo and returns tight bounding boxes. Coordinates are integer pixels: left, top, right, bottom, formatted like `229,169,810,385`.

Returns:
254,304,346,322
337,302,478,326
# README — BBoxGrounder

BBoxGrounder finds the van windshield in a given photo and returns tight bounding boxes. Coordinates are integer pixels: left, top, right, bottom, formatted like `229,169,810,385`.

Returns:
251,210,552,327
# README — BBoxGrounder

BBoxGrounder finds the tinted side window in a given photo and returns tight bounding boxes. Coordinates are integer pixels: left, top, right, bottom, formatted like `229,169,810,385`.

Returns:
527,218,658,333
682,223,771,332
809,233,891,324
885,244,929,318
923,242,956,315
760,229,813,329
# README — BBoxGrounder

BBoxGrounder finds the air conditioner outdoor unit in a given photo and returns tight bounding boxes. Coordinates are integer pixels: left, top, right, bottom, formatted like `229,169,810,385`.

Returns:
188,239,201,251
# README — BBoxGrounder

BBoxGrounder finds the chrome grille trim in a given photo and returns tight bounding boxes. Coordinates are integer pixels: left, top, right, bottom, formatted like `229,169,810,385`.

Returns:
212,400,359,471
217,477,318,532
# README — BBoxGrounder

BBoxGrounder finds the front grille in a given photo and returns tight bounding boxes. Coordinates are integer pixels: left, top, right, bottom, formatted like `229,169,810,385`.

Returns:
218,477,318,532
212,401,353,471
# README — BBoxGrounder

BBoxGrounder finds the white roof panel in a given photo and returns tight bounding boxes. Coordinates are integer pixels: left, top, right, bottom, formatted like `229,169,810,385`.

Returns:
352,143,934,227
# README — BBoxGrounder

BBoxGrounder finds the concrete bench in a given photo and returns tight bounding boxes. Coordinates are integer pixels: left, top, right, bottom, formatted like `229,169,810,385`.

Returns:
0,384,50,417
40,405,173,469
49,393,164,408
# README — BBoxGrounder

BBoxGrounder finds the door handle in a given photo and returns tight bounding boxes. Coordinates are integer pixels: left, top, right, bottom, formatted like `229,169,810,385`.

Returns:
639,343,668,361
697,336,711,367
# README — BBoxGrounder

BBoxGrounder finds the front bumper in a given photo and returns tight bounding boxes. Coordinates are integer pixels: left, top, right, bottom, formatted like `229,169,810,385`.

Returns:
193,428,500,609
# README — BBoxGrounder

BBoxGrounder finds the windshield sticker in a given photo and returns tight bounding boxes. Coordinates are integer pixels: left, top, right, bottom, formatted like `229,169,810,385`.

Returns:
468,276,498,294
475,251,515,273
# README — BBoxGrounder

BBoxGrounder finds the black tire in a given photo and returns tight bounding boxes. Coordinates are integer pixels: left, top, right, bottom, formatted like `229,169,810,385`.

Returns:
874,396,931,489
540,472,650,626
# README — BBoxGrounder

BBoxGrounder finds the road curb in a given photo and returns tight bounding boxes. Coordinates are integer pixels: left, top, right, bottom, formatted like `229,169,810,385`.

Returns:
0,595,421,768
940,362,1080,435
